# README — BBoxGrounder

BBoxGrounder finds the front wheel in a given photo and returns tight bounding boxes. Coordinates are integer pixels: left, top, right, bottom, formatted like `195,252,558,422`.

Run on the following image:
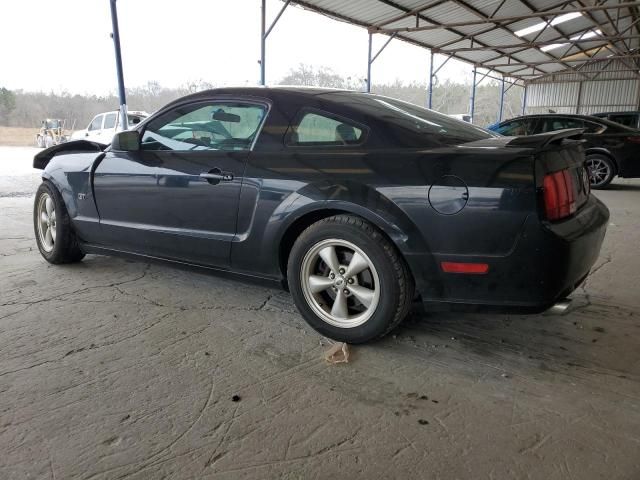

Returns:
34,182,85,264
287,215,414,343
586,154,615,189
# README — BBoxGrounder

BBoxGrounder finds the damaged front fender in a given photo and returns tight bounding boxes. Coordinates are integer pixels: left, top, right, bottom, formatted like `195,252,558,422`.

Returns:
33,140,107,170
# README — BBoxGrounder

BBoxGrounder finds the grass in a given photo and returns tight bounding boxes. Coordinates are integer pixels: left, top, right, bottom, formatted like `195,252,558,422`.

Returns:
0,127,39,146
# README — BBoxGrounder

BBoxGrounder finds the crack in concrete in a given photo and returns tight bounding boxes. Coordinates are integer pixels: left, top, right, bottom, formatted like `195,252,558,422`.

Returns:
0,310,175,378
0,265,151,308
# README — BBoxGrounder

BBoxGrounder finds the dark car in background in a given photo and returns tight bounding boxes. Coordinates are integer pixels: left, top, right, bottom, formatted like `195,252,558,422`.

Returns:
32,88,608,343
593,111,640,129
489,114,640,188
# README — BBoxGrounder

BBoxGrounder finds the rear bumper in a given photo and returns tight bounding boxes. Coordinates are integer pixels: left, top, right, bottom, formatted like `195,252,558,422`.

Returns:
410,195,609,312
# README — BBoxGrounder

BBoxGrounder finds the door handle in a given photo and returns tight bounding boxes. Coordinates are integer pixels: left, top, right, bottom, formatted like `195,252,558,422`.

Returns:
200,168,234,183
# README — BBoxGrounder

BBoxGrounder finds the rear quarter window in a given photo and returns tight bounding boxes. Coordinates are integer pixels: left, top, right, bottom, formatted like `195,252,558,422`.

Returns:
287,110,366,146
583,121,606,134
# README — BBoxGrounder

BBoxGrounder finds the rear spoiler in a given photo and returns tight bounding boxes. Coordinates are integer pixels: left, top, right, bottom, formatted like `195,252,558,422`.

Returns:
507,128,585,149
33,140,107,170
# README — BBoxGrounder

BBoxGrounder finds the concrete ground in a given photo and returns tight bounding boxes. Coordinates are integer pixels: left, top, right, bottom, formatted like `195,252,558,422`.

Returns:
1,145,639,479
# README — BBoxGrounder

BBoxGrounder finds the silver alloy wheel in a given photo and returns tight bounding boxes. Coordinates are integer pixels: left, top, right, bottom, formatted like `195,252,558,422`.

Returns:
36,193,56,252
586,157,611,187
300,238,380,328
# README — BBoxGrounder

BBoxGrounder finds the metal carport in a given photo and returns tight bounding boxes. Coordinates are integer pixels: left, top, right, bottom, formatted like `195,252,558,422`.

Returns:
259,0,640,123
108,1,640,125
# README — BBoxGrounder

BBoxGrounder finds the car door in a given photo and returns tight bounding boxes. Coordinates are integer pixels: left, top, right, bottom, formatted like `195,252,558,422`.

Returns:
93,99,269,268
85,114,104,142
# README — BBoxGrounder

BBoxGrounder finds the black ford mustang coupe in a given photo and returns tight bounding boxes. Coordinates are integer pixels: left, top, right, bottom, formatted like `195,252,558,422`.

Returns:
33,87,609,343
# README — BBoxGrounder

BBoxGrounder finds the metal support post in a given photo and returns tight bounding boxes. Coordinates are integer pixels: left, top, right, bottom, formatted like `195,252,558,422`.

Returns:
366,32,396,93
498,76,506,122
260,0,290,86
576,81,583,114
522,85,528,115
428,54,453,109
109,0,128,130
366,33,373,92
260,0,266,85
470,66,477,123
428,50,434,109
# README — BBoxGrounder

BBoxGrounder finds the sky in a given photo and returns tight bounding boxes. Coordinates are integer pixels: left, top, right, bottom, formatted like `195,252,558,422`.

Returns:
1,0,474,95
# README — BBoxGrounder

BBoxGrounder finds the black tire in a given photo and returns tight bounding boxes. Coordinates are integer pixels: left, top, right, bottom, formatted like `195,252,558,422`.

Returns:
33,181,85,264
287,215,414,343
586,154,615,189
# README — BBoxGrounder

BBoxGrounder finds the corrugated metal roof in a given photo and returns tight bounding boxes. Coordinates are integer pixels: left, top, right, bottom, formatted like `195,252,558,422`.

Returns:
526,73,639,114
288,0,640,83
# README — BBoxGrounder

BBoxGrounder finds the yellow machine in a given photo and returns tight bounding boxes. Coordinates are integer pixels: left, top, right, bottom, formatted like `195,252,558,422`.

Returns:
35,119,72,148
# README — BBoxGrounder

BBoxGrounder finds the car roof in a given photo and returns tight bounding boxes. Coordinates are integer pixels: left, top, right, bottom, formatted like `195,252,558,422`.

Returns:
592,111,640,116
155,86,433,127
500,113,638,131
509,113,603,120
160,86,366,110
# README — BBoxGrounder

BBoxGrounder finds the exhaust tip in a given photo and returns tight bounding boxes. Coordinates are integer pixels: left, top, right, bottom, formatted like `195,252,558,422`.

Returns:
546,299,572,315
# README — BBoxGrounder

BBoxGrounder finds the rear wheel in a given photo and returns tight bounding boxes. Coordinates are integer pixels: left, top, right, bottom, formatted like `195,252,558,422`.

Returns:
287,215,413,343
586,154,615,189
34,182,85,264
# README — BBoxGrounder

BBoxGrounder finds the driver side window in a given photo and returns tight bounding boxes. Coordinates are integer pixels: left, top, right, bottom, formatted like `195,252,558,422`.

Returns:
141,101,267,151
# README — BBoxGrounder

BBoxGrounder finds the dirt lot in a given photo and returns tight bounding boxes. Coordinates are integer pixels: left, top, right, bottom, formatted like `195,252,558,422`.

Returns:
0,127,39,147
1,146,639,479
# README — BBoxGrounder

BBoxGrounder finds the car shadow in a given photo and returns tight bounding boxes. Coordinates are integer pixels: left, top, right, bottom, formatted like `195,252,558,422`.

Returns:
385,299,635,381
605,182,640,191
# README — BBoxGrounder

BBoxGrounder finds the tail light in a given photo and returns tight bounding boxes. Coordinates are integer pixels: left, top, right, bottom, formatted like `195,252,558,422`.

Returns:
626,136,640,144
543,169,576,221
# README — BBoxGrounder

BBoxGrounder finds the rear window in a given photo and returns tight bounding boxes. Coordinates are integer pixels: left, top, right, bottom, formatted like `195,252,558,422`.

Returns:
608,113,637,128
368,95,496,146
128,114,146,126
540,117,585,131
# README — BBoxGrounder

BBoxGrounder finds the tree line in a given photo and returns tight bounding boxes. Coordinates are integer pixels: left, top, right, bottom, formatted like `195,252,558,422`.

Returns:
0,65,523,129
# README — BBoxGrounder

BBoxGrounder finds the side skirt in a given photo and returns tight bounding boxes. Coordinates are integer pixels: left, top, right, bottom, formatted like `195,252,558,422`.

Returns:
80,243,284,290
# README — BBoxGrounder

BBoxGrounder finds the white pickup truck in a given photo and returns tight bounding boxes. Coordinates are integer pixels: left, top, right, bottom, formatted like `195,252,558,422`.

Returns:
71,110,149,144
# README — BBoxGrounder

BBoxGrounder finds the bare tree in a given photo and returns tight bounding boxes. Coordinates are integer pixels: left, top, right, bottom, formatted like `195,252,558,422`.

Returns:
1,70,524,129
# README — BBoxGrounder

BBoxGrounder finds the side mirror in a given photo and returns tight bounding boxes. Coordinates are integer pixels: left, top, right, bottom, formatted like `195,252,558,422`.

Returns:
112,130,140,151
